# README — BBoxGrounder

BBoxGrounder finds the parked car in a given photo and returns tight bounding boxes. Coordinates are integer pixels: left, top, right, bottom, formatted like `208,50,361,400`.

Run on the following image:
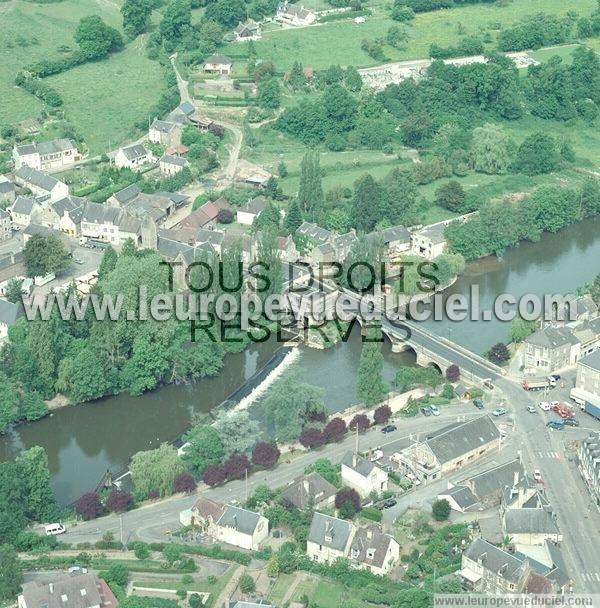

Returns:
44,523,66,536
382,498,397,509
73,257,84,265
492,407,507,417
550,374,561,382
533,469,543,482
546,420,565,430
420,406,432,417
527,405,536,413
563,418,579,427
429,405,440,416
381,424,397,434
473,399,484,409
539,401,551,411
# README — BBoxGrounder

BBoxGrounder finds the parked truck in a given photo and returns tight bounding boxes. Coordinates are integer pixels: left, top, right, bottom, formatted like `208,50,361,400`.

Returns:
552,403,574,419
582,401,600,421
522,378,551,391
79,236,111,250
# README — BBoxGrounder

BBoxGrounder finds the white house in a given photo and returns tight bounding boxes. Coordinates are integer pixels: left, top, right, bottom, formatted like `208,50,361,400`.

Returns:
0,299,24,341
307,512,355,565
14,166,69,202
149,119,182,147
236,196,268,226
348,525,400,576
159,154,189,176
235,19,261,41
188,497,269,551
204,55,233,75
13,139,80,172
410,221,448,259
114,144,152,170
341,451,388,497
276,1,317,26
0,209,12,241
9,196,39,229
80,202,123,245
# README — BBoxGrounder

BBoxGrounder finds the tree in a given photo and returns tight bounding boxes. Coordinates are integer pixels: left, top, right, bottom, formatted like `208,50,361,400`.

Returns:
182,425,224,475
305,458,341,487
349,414,370,433
351,173,384,232
391,5,415,21
284,199,303,234
163,544,183,565
103,563,129,586
3,278,23,303
217,208,234,224
239,573,256,594
133,542,150,560
394,366,443,392
173,472,196,494
106,489,133,513
204,0,245,28
130,443,185,497
514,132,560,175
74,492,104,520
335,487,361,518
214,410,260,456
224,453,251,480
432,498,451,521
24,233,71,277
278,161,288,177
299,427,325,449
357,329,387,406
509,317,537,343
445,364,460,382
263,375,326,443
251,442,280,469
487,342,511,364
75,15,123,60
0,544,23,601
297,150,323,220
435,181,466,212
323,417,347,443
373,404,392,425
57,348,109,403
98,246,118,279
121,0,153,38
258,76,281,110
345,66,363,92
202,463,227,486
159,0,192,45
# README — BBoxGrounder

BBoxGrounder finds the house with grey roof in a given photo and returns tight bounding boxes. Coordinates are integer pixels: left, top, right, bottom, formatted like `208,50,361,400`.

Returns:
13,138,80,172
18,572,118,608
341,451,388,497
307,512,355,564
9,195,40,228
348,524,400,576
296,221,331,245
81,202,123,245
0,175,15,205
149,118,182,147
411,221,449,260
204,54,233,75
514,541,570,593
578,431,600,506
437,484,480,513
396,416,502,482
14,165,69,202
463,458,525,508
108,183,142,207
280,472,337,510
187,497,268,550
0,209,11,242
371,225,411,259
523,325,580,374
114,143,153,171
237,196,269,226
160,153,189,176
235,19,261,41
0,298,24,341
276,1,317,25
503,508,562,546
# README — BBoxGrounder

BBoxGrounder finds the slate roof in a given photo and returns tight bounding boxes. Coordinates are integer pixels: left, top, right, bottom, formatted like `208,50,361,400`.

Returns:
0,178,15,195
161,154,188,167
229,601,273,608
11,195,36,215
504,509,560,535
16,138,76,157
377,225,411,245
151,119,178,134
525,326,579,349
341,451,382,478
81,202,122,224
111,183,141,205
442,484,479,510
580,349,600,372
0,299,24,325
235,19,260,35
179,101,196,116
296,221,331,244
463,538,525,584
464,458,524,500
217,505,263,536
117,215,142,235
349,525,396,569
158,235,195,261
308,512,354,552
19,573,111,608
280,472,337,509
193,496,226,521
417,222,447,245
240,196,269,216
205,54,232,66
195,228,224,247
52,195,84,223
23,223,56,238
120,144,149,161
425,415,500,465
15,165,60,192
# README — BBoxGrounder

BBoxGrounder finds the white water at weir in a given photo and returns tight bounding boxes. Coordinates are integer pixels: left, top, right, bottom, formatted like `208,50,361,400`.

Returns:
232,346,301,412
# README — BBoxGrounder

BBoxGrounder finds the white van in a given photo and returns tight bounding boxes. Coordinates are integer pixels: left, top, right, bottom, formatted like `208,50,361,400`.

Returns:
45,523,66,536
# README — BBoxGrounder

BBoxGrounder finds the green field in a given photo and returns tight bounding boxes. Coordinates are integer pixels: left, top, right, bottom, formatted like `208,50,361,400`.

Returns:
0,0,165,155
225,0,597,70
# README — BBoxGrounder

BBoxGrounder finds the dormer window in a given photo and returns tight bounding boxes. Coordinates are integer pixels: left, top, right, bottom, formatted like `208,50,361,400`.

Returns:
61,595,68,603
80,589,87,596
366,548,376,560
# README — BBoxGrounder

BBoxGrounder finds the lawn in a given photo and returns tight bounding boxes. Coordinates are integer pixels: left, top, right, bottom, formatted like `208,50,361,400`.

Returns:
0,0,165,155
47,43,166,155
225,0,598,70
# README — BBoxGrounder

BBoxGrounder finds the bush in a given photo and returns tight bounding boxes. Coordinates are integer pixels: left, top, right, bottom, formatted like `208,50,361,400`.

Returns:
323,417,347,442
202,464,227,486
349,414,370,432
106,490,133,513
361,507,383,522
173,473,197,494
299,427,326,448
252,442,281,469
217,208,234,224
335,487,361,518
132,542,150,560
445,365,460,382
239,573,256,594
373,404,392,425
74,492,103,521
432,499,451,521
224,454,252,480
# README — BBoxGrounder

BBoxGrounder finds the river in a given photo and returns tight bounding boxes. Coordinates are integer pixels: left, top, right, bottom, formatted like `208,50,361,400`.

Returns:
1,218,599,503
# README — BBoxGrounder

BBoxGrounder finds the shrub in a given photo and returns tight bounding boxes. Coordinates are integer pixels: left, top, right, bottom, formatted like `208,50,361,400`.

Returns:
132,541,150,560
349,414,370,432
323,417,347,442
252,442,281,469
74,492,103,520
106,490,133,513
217,208,234,224
445,365,460,382
224,454,251,480
335,487,361,518
239,573,256,594
361,507,383,522
432,499,451,521
173,473,197,494
373,404,392,425
299,427,325,448
202,464,227,486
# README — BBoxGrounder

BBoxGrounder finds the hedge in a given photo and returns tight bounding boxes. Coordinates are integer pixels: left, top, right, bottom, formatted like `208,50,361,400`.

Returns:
361,507,383,523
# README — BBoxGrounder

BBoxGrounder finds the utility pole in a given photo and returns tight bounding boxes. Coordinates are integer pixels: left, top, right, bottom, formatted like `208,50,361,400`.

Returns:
120,513,124,550
245,468,249,502
355,425,359,455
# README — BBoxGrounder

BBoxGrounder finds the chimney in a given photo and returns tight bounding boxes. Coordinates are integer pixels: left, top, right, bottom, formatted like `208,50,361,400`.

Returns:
303,478,310,495
366,528,373,540
49,584,54,594
352,453,357,468
513,470,520,486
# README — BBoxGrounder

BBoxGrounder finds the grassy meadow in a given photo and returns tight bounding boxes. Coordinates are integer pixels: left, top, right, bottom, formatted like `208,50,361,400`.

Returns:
0,0,166,154
225,0,598,70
